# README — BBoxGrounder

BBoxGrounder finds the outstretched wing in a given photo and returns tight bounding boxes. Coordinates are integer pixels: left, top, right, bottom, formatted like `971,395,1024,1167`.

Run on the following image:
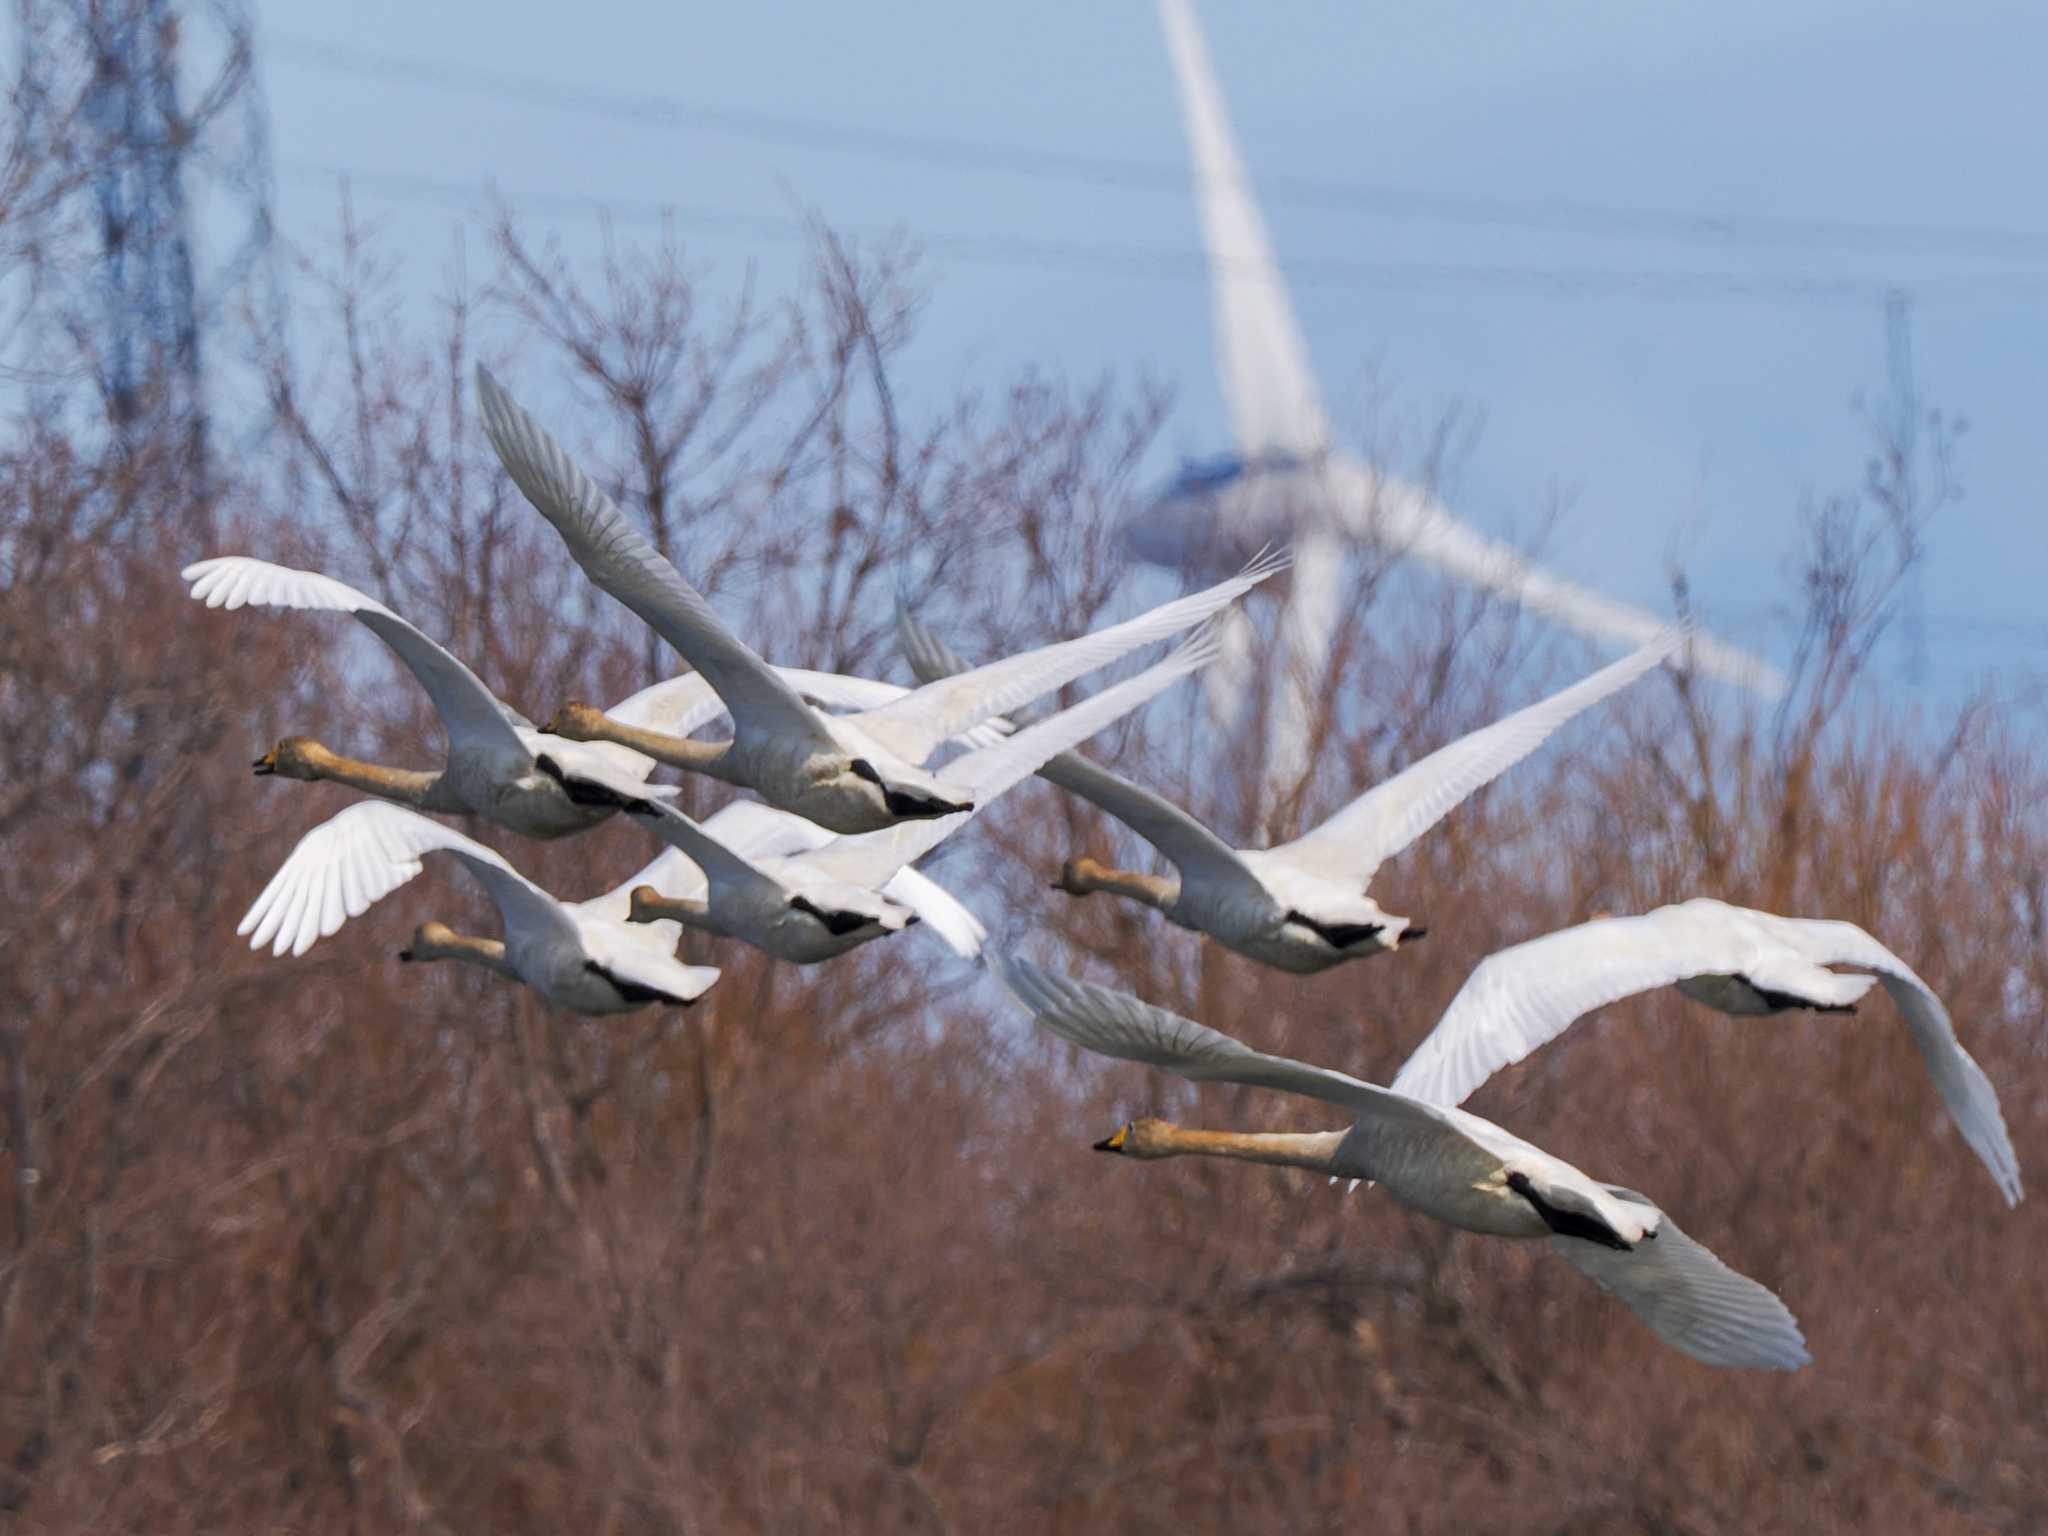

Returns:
1277,629,1682,887
239,800,572,958
1553,1199,1810,1371
1765,917,2022,1206
880,868,987,959
475,367,836,752
995,955,1455,1143
1390,901,1852,1108
1157,0,1326,457
894,605,1263,902
799,628,1218,891
850,548,1286,765
184,556,530,758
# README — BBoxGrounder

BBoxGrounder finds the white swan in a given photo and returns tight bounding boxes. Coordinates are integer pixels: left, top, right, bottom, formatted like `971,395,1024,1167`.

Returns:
184,556,704,838
901,611,1683,972
624,627,1219,963
475,365,1283,834
996,956,1809,1370
238,799,737,1013
1388,899,2023,1206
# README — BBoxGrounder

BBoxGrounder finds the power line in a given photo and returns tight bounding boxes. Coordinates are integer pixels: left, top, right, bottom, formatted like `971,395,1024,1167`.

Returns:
275,161,2048,309
269,32,2048,265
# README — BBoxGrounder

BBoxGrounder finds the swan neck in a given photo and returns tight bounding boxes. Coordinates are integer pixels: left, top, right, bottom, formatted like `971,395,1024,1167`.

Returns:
415,929,518,980
301,743,443,807
1146,1125,1348,1174
579,718,735,779
1058,855,1177,911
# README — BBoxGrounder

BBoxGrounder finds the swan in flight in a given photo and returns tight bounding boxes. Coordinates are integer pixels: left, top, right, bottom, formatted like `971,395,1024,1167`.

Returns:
901,611,1682,972
184,556,702,838
1388,899,2022,1206
996,957,1809,1370
475,365,1284,835
237,799,744,1013
625,626,1219,963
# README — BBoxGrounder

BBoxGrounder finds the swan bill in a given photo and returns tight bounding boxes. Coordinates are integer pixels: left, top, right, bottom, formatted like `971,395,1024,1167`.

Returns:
252,749,277,776
1093,1124,1131,1154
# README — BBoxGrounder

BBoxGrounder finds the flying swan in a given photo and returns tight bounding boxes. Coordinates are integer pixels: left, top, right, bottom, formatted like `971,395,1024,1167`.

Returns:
996,956,1810,1370
624,626,1219,962
901,611,1684,971
184,556,704,838
1388,898,2022,1206
474,365,1283,834
233,798,763,1013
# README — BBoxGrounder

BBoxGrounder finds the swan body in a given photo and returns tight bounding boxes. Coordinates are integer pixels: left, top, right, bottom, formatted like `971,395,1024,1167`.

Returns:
998,957,1808,1369
238,799,729,1013
1389,898,2022,1205
901,610,1684,972
626,627,1220,963
476,365,1283,834
185,556,700,838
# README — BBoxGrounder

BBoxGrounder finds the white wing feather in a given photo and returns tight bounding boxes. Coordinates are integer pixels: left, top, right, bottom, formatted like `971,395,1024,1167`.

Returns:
799,627,1219,891
850,548,1286,765
475,367,837,752
1554,1205,1810,1371
183,556,529,755
1278,628,1683,886
238,801,567,959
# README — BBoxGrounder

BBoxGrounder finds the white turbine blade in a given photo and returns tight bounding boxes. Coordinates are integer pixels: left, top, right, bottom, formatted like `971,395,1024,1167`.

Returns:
1330,460,1787,698
1157,0,1327,458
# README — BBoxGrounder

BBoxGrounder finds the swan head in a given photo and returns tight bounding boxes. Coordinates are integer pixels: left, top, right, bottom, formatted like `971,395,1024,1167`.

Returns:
1092,1117,1180,1160
253,736,328,781
542,700,609,741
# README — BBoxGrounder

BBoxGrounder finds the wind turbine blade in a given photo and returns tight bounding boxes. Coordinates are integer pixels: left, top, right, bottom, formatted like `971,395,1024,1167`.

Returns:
1158,0,1328,458
1332,460,1788,697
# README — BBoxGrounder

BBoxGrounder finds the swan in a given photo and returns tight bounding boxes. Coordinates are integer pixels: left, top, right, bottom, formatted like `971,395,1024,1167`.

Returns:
996,956,1810,1370
184,556,708,838
901,611,1684,972
625,626,1219,963
236,798,751,1013
1388,899,2022,1206
474,365,1284,834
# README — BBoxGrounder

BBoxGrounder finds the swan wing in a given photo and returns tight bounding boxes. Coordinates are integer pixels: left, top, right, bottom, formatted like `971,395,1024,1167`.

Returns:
475,367,836,752
880,867,987,959
1277,629,1683,887
1552,1197,1810,1371
796,627,1218,891
577,918,721,1004
895,607,1262,898
620,799,791,909
1761,917,2022,1206
184,556,529,758
1390,902,1799,1107
996,956,1462,1145
850,548,1286,765
238,800,571,958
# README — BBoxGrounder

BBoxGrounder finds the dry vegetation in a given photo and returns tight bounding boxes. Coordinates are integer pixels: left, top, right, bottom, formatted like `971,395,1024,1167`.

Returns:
2,17,2045,1532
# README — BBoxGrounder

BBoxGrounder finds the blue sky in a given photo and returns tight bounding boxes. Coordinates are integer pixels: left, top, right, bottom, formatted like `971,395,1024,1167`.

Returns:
250,1,2048,699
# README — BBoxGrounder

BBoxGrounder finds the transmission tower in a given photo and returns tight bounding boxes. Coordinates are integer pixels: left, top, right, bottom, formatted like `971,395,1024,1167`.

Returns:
27,0,284,494
1885,289,1927,686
